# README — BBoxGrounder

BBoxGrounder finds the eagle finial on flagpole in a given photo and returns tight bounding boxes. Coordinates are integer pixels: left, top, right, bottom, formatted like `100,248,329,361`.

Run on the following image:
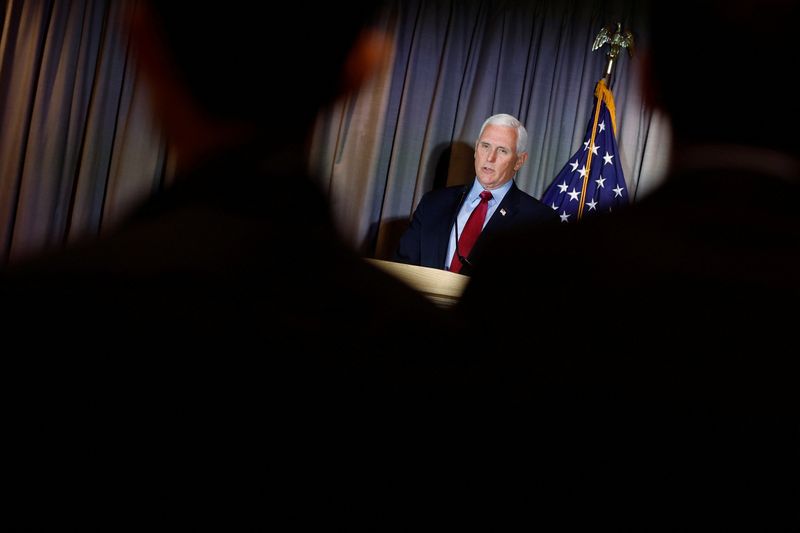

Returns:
592,22,634,81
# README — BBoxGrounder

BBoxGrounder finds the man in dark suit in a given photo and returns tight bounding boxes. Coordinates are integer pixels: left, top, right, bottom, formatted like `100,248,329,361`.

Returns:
394,113,555,275
458,0,798,528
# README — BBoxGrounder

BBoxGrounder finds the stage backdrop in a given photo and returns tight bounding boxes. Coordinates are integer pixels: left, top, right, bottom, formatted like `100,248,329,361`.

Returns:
0,0,669,265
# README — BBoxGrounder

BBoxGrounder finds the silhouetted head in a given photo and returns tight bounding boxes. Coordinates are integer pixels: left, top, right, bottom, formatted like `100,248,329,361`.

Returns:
647,0,800,154
130,1,385,168
151,2,378,129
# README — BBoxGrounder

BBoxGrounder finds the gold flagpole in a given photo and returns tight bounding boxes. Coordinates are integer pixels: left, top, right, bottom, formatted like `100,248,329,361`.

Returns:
592,22,635,85
576,23,634,220
577,81,606,220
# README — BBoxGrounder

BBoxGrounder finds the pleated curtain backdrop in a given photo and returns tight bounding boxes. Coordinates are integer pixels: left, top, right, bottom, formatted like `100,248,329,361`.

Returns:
0,0,670,266
0,0,164,265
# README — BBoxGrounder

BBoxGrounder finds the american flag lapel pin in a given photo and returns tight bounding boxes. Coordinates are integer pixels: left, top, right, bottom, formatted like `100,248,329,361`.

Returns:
500,208,507,216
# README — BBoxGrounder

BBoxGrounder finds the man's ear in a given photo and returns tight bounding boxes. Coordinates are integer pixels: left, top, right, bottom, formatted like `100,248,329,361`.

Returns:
515,151,528,171
340,28,391,95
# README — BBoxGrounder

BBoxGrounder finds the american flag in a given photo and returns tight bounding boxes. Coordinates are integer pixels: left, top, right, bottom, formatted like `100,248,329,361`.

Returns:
542,79,627,223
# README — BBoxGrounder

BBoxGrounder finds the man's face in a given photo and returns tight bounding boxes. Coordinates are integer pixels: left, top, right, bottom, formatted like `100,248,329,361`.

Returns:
474,124,527,190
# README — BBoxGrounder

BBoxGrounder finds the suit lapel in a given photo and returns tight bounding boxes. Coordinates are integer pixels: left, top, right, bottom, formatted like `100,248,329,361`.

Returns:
484,182,520,234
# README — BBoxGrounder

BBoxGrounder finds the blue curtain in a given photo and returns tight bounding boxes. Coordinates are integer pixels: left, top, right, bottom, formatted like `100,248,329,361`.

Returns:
0,0,164,265
0,0,669,266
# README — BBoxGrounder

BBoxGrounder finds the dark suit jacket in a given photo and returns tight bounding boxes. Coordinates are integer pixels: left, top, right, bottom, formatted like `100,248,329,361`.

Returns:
393,181,555,274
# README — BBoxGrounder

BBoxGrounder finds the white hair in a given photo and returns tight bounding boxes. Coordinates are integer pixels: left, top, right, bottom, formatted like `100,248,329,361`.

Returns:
477,113,528,155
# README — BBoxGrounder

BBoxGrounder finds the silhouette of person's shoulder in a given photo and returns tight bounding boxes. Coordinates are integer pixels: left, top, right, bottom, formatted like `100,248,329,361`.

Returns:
1,141,469,526
456,157,800,528
2,143,452,350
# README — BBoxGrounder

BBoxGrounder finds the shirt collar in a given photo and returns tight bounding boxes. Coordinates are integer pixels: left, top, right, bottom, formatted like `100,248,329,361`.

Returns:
467,178,514,203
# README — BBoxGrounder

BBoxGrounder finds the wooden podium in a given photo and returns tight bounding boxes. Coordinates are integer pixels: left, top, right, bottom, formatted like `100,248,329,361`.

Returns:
367,259,468,308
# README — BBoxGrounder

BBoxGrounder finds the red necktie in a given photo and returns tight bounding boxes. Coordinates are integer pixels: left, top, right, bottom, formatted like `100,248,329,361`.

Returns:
450,190,493,273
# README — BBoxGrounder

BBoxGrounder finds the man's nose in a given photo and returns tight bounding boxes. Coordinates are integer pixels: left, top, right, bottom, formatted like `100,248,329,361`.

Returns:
487,150,497,162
